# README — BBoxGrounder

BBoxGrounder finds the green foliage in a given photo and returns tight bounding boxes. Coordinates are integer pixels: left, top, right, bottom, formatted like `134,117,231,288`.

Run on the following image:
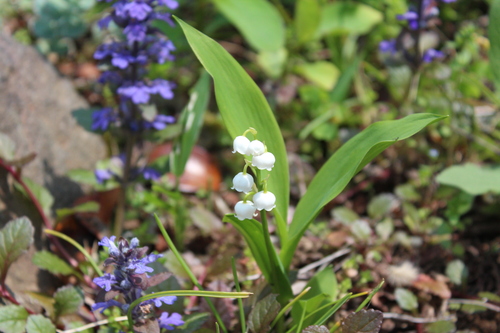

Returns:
294,0,321,45
56,201,100,219
282,114,446,269
54,285,84,317
394,288,418,311
0,305,29,333
25,314,56,333
171,71,211,177
0,217,34,282
446,259,468,285
14,178,54,215
247,294,281,333
341,309,383,333
436,164,500,195
489,0,500,88
175,16,290,224
32,250,77,276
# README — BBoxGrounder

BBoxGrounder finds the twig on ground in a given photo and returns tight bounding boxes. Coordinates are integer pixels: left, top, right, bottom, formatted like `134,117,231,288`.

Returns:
298,248,351,278
448,298,500,312
383,312,456,323
56,316,128,333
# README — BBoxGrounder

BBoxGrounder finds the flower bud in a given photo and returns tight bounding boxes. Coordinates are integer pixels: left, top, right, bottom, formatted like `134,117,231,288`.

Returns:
251,152,275,171
253,191,276,211
235,201,257,220
233,136,250,154
231,172,254,193
248,140,265,156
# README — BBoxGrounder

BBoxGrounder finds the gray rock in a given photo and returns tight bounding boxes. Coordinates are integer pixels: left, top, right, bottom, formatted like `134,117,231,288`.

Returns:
0,33,105,297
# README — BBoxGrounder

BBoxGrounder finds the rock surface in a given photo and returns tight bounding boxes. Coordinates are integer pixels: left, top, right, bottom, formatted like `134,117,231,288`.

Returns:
0,33,105,296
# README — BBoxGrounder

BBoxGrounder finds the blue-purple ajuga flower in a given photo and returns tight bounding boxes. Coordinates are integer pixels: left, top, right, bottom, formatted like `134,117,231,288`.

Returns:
397,0,456,30
92,236,184,332
95,169,114,184
422,48,445,62
92,0,178,132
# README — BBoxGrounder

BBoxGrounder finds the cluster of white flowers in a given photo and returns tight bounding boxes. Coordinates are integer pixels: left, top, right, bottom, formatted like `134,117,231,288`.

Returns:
231,129,276,221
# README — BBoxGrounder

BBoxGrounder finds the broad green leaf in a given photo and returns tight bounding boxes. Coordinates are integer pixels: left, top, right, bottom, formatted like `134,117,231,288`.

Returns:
224,215,292,300
15,178,54,215
316,2,383,37
54,285,84,317
171,71,211,177
71,108,96,132
436,164,500,195
32,250,76,276
281,113,446,268
56,201,100,219
341,309,383,333
489,0,500,88
367,193,398,219
176,17,289,223
0,217,34,282
0,305,29,333
426,320,456,333
26,314,56,333
295,61,340,91
394,288,418,311
294,0,321,44
292,266,338,328
212,0,285,52
247,294,281,333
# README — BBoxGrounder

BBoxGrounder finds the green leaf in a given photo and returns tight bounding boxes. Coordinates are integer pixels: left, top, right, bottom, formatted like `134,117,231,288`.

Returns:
15,178,54,216
176,17,289,224
394,288,418,311
169,313,210,333
341,309,383,333
295,61,340,91
367,193,398,220
71,108,96,132
316,2,383,37
56,201,100,219
446,259,467,285
223,215,292,300
294,0,321,44
66,169,98,186
0,217,34,282
26,314,56,333
292,266,338,328
281,113,446,268
171,71,211,177
436,164,500,195
489,0,500,88
256,48,288,78
248,294,281,333
0,305,29,333
425,320,456,333
25,292,56,319
32,250,76,276
212,0,285,52
54,285,84,317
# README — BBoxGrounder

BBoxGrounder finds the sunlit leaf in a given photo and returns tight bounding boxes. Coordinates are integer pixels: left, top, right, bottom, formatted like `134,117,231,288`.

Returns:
54,285,84,317
212,0,285,52
295,61,340,91
489,0,500,88
394,288,418,311
281,114,446,268
294,0,321,44
0,305,29,333
32,250,76,276
446,260,467,285
436,164,500,195
341,309,383,333
176,17,289,224
26,315,56,333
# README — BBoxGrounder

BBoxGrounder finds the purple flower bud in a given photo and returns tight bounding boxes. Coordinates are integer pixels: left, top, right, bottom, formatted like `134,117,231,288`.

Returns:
379,39,397,54
93,273,117,291
158,0,179,10
94,169,114,184
422,48,445,63
124,23,148,43
159,312,184,330
125,1,153,20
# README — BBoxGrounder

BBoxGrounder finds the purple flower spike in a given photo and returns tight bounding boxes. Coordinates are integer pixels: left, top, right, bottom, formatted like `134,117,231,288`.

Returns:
92,299,123,313
159,312,184,330
423,48,445,63
379,39,397,54
118,83,152,104
99,236,120,256
124,23,148,43
158,0,179,10
93,273,117,291
150,79,175,99
125,1,153,20
92,107,117,131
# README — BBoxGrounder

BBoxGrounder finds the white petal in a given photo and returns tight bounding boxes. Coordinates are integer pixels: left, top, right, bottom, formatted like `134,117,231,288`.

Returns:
248,140,265,156
232,136,250,154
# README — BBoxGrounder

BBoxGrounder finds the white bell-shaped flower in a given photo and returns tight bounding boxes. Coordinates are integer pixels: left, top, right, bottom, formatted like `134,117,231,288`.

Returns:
231,172,254,193
234,201,257,220
253,191,276,211
248,140,265,156
251,152,275,171
233,136,250,154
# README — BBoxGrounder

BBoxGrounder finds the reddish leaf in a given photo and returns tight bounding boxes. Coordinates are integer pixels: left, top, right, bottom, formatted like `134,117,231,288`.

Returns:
341,309,383,333
248,294,281,333
412,274,451,299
